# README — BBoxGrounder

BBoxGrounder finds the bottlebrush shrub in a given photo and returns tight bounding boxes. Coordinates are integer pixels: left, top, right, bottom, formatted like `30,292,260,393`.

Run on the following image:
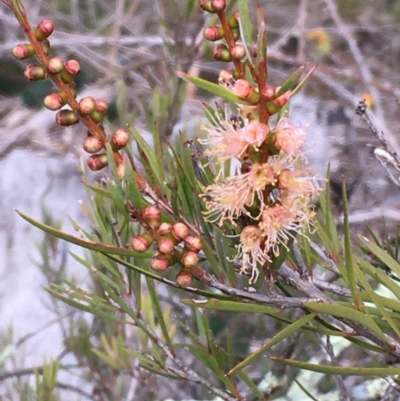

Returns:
5,0,400,399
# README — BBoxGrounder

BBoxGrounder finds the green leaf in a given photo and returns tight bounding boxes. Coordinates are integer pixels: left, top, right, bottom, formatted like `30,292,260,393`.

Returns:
227,313,316,375
16,210,151,258
269,356,400,376
276,66,304,97
304,302,388,341
181,298,280,314
177,72,246,104
237,0,253,48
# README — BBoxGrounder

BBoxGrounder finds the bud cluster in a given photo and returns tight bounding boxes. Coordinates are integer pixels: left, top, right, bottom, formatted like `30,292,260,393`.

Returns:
12,18,131,176
130,206,203,287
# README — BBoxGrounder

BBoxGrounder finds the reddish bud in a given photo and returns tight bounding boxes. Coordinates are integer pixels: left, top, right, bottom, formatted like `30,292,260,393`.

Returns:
274,91,291,108
261,85,277,101
41,39,50,55
83,136,103,154
172,223,189,241
47,57,65,74
44,93,66,111
158,237,176,254
184,236,203,252
211,0,226,11
150,253,174,272
158,222,173,235
24,64,47,81
79,96,96,115
95,99,109,114
213,44,232,62
180,251,199,267
131,233,153,252
230,44,246,60
34,19,55,41
87,153,108,171
176,270,193,287
200,0,216,12
65,59,80,76
203,26,224,41
12,44,35,60
142,206,162,230
111,128,130,150
55,110,79,126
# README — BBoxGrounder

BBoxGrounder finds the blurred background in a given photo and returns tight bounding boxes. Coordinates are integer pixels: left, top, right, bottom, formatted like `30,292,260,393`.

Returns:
1,0,400,399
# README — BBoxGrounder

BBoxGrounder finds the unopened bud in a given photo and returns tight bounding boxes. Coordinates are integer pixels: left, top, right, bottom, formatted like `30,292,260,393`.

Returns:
158,222,173,235
203,26,225,41
213,44,232,62
41,39,50,55
111,128,130,150
231,79,259,104
79,96,96,115
176,270,193,287
65,59,80,76
184,236,203,252
274,91,291,108
142,206,162,230
232,29,240,41
230,44,246,60
200,0,216,13
180,251,199,267
261,85,277,101
172,223,189,241
34,19,55,41
158,237,176,254
228,12,239,28
87,153,108,171
131,233,153,252
55,109,79,126
47,57,65,74
211,0,226,11
24,64,47,81
95,99,109,114
150,253,174,272
44,93,67,110
12,44,35,60
83,136,104,154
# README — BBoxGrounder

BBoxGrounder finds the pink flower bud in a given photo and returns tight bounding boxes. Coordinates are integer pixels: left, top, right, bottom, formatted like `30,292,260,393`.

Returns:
184,236,202,252
172,223,189,241
87,154,108,171
12,44,35,60
79,96,96,115
261,85,277,101
131,233,153,252
158,222,173,235
95,99,109,114
65,60,80,76
111,128,130,149
274,91,291,108
55,109,79,126
180,251,199,267
142,206,162,230
44,93,66,110
213,44,232,62
211,0,226,11
83,136,103,154
150,254,173,272
157,237,176,254
230,44,246,60
203,26,225,41
176,270,193,287
24,64,47,81
34,19,55,41
200,0,216,13
47,56,65,74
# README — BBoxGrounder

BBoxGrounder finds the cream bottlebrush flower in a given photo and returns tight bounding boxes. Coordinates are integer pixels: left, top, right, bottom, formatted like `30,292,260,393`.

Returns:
237,225,269,284
199,119,269,163
272,118,306,157
201,162,276,225
277,168,319,197
259,197,315,258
